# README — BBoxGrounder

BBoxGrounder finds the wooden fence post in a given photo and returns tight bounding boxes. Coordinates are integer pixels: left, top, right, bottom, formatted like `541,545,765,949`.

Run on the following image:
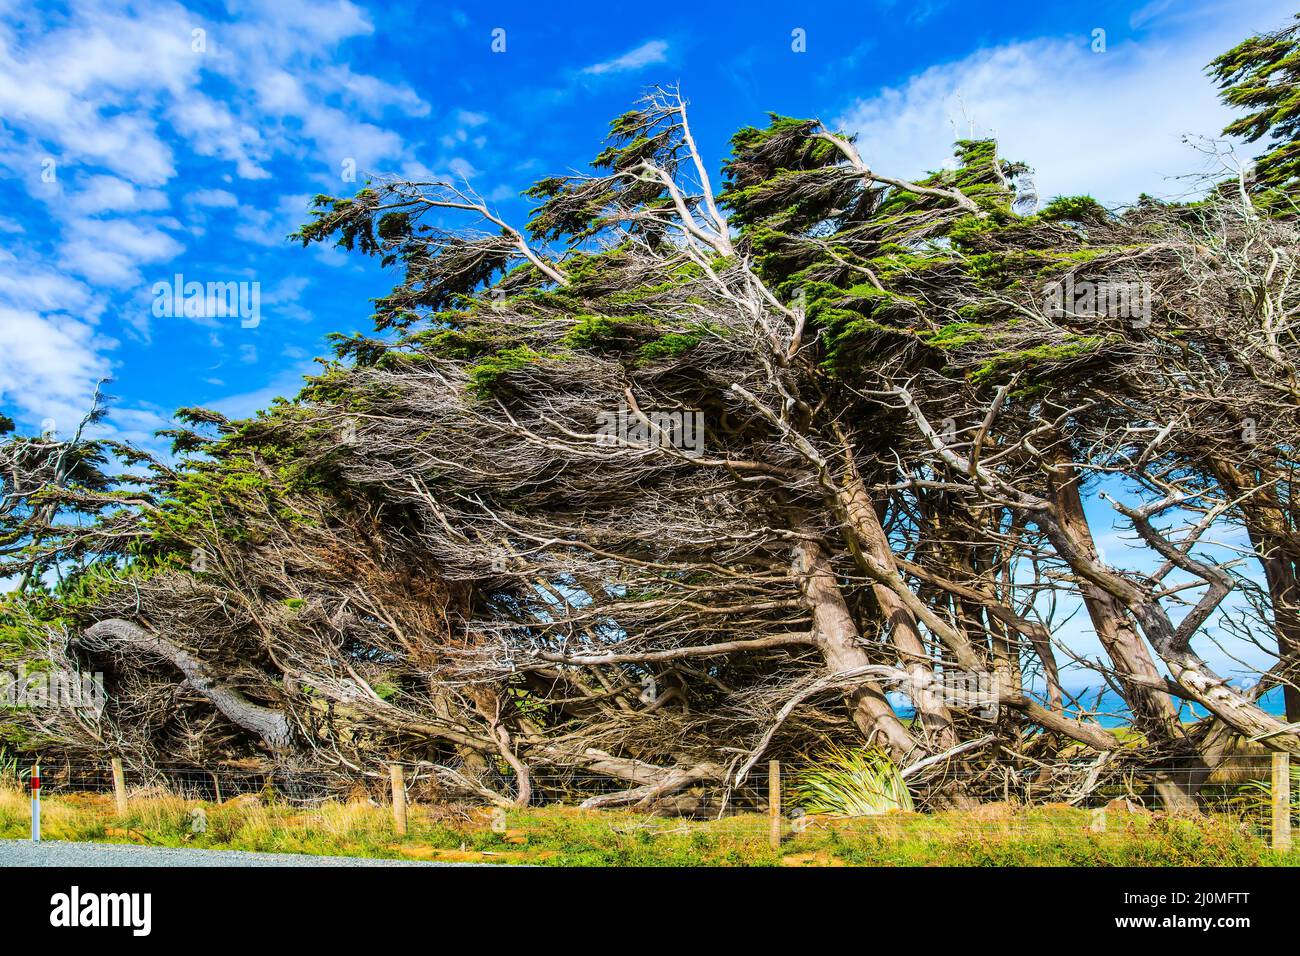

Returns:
1273,752,1292,853
390,764,408,836
111,757,128,817
768,759,781,850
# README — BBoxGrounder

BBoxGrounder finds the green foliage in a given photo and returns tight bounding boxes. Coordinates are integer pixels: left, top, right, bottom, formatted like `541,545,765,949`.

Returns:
1229,761,1300,822
1210,15,1300,205
563,314,643,350
721,114,839,200
412,324,497,361
0,748,23,790
925,321,1004,351
793,746,914,816
466,346,552,396
970,336,1107,385
2,790,1284,867
1038,195,1109,224
4,21,1294,802
637,332,701,362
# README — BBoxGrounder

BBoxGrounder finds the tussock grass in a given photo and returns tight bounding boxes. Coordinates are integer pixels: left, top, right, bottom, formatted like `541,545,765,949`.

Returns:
1,788,1295,866
792,746,913,816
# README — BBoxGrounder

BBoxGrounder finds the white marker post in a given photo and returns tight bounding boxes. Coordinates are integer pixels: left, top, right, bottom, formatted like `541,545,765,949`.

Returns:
30,764,40,842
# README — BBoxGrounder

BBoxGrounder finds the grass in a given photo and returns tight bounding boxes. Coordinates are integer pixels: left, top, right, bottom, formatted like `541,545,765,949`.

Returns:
1229,761,1300,820
1,785,1296,866
792,746,914,816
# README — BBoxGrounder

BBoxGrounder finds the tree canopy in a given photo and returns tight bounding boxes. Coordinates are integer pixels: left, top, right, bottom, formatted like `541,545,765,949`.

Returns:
4,24,1300,812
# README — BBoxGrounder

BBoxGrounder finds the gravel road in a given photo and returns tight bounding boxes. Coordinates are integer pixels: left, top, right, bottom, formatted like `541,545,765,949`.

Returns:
0,838,485,866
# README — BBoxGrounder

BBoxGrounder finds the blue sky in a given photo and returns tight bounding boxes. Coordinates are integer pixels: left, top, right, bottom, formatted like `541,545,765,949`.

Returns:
0,0,1292,447
1,0,1292,704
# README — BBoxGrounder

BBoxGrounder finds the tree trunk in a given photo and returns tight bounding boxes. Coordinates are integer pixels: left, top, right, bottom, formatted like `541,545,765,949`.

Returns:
832,455,965,750
1046,462,1204,810
792,536,920,760
1209,459,1300,722
82,619,293,751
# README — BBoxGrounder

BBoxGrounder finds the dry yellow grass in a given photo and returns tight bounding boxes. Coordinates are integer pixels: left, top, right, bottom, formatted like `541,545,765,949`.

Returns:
1,787,1293,867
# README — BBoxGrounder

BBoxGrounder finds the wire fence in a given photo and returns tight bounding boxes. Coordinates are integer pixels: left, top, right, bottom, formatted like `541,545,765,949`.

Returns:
2,755,1292,849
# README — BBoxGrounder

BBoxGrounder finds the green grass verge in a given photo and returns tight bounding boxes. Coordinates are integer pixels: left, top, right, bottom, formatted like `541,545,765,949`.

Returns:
1,787,1295,867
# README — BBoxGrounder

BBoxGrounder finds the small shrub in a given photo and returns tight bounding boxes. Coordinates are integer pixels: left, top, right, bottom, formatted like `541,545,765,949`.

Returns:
793,746,914,816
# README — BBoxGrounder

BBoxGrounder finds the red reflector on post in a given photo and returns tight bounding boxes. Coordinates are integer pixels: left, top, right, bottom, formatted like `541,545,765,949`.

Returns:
31,775,39,790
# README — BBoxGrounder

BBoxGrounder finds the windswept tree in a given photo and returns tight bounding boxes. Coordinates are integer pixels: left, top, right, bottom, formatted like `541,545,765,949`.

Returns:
1211,12,1300,209
4,21,1300,812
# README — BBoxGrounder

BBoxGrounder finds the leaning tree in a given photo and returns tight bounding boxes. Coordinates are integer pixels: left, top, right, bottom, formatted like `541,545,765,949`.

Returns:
4,20,1300,811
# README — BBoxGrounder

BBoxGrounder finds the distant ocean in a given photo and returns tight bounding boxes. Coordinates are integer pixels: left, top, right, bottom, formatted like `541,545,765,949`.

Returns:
890,685,1288,728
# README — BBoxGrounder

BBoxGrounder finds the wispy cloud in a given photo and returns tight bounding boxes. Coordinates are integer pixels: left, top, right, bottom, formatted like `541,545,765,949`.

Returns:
833,5,1291,207
0,0,445,438
582,39,668,76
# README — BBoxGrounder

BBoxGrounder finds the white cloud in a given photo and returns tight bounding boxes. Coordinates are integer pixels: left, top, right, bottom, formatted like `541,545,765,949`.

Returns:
234,193,314,248
168,93,271,180
438,108,492,150
0,246,130,429
0,4,192,186
0,0,445,454
223,0,374,55
0,250,99,317
261,274,314,324
188,188,239,208
68,174,170,215
104,404,174,448
834,8,1293,206
0,306,116,430
582,40,669,76
0,0,429,287
321,64,431,118
60,218,185,287
207,363,317,421
447,157,478,181
300,106,408,172
1130,0,1176,28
